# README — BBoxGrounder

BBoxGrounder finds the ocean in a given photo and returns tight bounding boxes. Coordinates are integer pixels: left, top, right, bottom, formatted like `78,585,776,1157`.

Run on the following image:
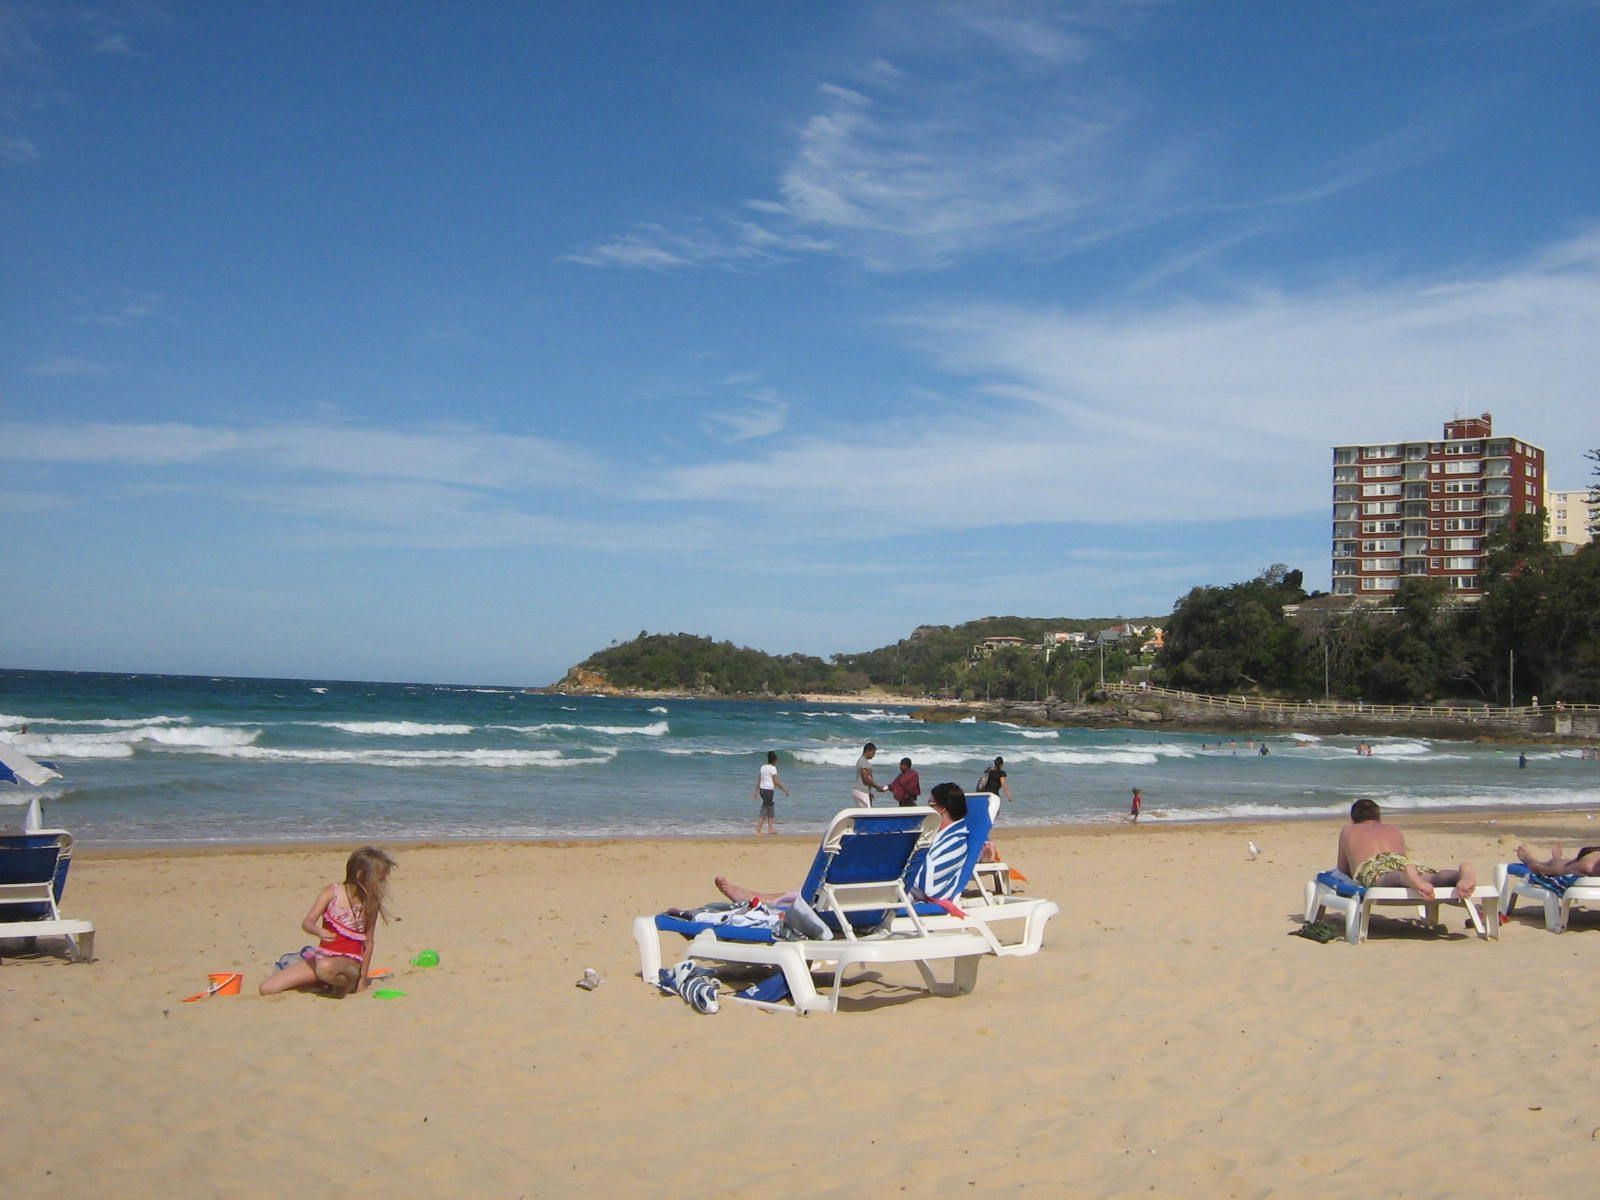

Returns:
1,668,1595,847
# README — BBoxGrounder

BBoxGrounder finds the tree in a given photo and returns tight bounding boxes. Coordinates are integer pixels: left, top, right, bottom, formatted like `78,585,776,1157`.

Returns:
1156,566,1308,693
1588,448,1600,537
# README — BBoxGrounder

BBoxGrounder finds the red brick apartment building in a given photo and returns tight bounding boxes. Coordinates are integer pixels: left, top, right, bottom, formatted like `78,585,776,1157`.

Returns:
1331,414,1544,599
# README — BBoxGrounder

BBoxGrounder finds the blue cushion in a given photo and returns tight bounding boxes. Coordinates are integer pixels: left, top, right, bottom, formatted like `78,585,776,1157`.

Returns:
1316,869,1364,898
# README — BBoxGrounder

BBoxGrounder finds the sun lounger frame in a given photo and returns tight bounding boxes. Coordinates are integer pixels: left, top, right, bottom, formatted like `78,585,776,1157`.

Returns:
1495,863,1600,933
1303,876,1498,945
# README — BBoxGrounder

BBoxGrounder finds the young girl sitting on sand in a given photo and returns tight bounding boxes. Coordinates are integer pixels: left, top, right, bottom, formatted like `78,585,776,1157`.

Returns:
259,847,396,998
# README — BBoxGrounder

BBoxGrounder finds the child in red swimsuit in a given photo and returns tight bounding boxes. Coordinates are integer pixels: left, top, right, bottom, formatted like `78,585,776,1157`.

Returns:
259,847,396,998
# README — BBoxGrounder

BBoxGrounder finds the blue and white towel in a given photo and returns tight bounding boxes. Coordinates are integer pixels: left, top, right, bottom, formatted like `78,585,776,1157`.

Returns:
910,818,970,901
658,960,720,1014
1506,862,1582,896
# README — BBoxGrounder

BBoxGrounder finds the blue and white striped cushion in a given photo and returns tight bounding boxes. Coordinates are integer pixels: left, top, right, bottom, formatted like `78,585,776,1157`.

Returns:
912,819,970,901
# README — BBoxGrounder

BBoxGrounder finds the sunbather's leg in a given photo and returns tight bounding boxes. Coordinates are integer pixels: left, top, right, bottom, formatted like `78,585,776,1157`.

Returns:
1426,863,1476,896
1514,844,1600,874
714,876,796,905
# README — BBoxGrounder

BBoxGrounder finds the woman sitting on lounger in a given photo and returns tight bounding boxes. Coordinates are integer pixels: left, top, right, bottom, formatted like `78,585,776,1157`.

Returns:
715,783,972,906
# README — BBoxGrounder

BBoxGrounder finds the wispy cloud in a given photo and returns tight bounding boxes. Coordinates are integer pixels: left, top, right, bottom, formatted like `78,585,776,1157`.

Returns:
25,357,114,378
74,289,163,329
0,420,601,491
563,220,833,271
648,228,1600,532
701,382,789,442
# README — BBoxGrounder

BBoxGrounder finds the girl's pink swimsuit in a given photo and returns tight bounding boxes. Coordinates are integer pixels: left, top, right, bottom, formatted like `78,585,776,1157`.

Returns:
310,886,366,962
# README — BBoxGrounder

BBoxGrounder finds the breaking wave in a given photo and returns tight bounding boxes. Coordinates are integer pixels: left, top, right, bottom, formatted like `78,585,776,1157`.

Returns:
311,721,473,737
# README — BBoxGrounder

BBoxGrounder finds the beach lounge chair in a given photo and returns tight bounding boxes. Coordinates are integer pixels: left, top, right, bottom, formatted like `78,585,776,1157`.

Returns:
966,792,1014,899
633,807,999,1014
892,793,1059,957
0,830,95,963
1302,869,1498,944
1495,863,1600,933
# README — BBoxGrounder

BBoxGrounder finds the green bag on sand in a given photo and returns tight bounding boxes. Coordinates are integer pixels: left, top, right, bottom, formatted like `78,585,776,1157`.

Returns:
1295,920,1341,943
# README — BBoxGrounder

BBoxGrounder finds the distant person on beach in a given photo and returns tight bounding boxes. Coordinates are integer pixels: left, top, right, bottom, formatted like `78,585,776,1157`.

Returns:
259,847,396,998
1515,843,1600,877
888,757,921,807
717,783,972,906
1518,752,1528,769
976,756,1014,803
1336,799,1476,899
853,742,887,806
754,750,788,835
1129,788,1142,823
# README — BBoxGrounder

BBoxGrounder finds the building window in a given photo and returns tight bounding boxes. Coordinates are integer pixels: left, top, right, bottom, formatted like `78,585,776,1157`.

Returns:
1443,460,1481,475
1444,556,1477,570
1361,577,1400,591
1444,537,1481,551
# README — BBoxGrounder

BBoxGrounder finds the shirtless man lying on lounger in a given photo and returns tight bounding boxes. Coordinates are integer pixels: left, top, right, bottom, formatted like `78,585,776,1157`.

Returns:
1337,797,1477,899
1515,844,1600,876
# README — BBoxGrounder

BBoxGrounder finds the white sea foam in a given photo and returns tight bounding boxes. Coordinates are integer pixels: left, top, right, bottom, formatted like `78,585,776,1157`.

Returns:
5,714,192,729
311,687,328,694
1019,749,1161,766
21,725,259,756
491,720,670,737
207,746,618,769
660,747,751,757
1366,740,1433,758
9,737,134,759
1018,730,1060,740
648,706,668,714
312,721,473,736
790,745,981,768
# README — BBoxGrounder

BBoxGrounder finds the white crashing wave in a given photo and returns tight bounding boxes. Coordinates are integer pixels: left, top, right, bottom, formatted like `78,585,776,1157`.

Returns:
3,714,192,729
1018,730,1060,740
205,745,618,769
1019,749,1161,766
790,745,982,768
648,706,668,714
20,725,260,756
313,721,474,737
499,720,668,738
1366,740,1433,758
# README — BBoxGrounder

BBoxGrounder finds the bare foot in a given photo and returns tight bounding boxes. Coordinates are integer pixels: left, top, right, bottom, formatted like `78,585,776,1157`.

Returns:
1454,864,1477,898
1403,865,1435,900
715,875,757,903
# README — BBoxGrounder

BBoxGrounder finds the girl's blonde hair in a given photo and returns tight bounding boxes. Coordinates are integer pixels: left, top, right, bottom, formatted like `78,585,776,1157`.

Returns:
344,846,396,935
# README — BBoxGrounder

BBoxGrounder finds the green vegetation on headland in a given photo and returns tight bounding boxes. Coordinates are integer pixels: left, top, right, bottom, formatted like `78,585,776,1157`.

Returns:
551,615,1163,701
1161,518,1599,705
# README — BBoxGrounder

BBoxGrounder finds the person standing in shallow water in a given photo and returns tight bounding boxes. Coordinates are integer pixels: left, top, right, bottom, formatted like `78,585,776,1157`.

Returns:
853,742,886,807
1129,788,1143,823
976,756,1013,803
754,750,788,835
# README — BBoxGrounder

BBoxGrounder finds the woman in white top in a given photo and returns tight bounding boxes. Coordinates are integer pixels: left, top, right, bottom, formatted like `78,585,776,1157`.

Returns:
754,750,789,835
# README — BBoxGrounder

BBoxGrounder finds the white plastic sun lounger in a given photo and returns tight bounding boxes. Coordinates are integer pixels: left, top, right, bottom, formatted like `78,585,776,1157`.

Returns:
1303,869,1497,945
635,806,1009,1014
1495,863,1600,933
0,831,96,963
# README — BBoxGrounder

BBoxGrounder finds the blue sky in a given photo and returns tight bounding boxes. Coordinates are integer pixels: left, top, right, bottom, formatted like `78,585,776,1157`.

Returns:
2,1,1597,685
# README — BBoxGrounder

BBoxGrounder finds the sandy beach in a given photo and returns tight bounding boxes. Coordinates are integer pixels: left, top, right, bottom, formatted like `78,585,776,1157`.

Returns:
6,809,1600,1198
